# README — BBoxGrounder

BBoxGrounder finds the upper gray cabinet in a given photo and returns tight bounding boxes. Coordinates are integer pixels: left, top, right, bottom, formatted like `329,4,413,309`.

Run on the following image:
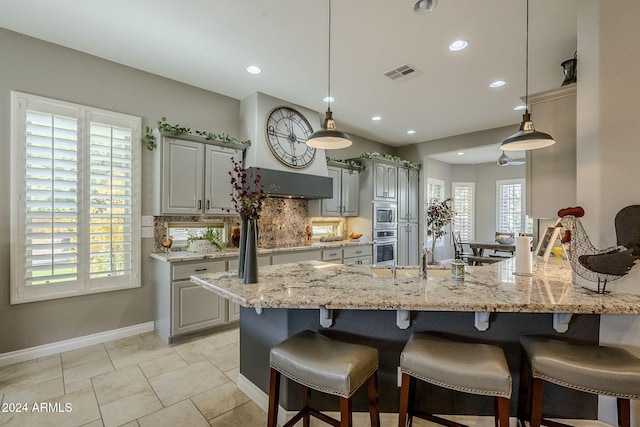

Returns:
153,131,246,216
308,164,360,217
373,161,398,202
398,167,419,222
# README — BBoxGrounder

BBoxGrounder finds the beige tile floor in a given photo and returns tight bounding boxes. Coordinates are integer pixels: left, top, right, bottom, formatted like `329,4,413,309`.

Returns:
0,327,610,427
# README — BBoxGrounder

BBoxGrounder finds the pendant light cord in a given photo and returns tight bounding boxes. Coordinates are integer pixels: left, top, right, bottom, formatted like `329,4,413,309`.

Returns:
525,0,529,114
327,0,332,113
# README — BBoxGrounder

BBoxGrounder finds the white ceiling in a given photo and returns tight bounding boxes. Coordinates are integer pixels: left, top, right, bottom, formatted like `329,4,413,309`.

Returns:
0,0,577,158
429,144,525,165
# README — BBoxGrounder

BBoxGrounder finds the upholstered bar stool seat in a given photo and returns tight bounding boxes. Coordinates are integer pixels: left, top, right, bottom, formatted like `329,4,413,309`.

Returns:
267,330,380,427
398,333,512,427
519,336,640,427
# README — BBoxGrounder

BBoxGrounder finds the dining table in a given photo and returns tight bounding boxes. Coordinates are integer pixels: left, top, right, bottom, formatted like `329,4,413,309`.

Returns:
464,241,516,256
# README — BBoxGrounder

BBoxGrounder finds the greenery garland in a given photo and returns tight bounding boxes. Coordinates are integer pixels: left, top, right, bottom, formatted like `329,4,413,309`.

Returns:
360,152,420,170
325,157,363,169
143,117,251,151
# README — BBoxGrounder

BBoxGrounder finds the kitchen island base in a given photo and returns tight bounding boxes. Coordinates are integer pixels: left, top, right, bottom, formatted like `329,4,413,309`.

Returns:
239,307,600,421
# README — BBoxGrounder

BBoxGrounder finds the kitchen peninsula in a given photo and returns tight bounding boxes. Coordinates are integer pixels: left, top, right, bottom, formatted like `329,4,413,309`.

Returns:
191,259,640,421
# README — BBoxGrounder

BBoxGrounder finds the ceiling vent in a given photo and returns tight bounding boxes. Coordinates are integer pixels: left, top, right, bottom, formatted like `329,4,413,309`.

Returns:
383,63,423,83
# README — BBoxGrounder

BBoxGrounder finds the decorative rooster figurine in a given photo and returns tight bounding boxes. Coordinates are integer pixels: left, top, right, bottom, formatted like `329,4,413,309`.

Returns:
161,235,173,253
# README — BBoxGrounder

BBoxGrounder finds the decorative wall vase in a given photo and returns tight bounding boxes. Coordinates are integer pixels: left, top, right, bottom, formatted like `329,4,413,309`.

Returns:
561,52,577,86
237,214,248,278
243,219,259,284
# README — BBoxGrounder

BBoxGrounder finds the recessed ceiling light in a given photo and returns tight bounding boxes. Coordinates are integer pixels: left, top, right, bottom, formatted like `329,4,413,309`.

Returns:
490,80,506,88
246,65,262,74
406,130,416,135
456,152,464,156
371,116,382,121
323,96,335,103
449,40,468,51
513,105,527,111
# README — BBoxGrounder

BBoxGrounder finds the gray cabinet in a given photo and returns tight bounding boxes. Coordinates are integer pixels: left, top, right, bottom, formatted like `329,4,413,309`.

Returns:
272,250,322,265
308,165,359,217
398,223,419,266
342,245,373,265
373,162,397,202
154,131,246,216
154,258,231,343
398,167,419,222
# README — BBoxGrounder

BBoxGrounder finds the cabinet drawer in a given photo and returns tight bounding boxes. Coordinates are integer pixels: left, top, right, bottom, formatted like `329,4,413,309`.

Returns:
227,254,271,270
343,245,372,259
322,249,342,261
173,259,226,281
272,250,322,265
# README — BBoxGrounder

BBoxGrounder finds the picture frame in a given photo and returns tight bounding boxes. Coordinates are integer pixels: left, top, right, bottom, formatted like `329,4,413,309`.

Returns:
535,222,563,264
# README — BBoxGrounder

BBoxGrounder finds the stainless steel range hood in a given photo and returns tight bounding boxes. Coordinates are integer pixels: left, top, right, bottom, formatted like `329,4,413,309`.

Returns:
246,167,333,199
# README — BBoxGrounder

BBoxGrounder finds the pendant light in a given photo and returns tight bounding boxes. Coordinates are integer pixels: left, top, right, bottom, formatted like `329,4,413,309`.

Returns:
306,0,352,150
500,0,555,151
413,0,437,14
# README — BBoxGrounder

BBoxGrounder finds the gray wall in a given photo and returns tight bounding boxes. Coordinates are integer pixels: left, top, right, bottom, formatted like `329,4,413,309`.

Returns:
0,29,240,353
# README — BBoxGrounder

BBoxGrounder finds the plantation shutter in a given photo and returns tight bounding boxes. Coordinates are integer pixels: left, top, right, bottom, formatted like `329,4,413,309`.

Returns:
497,180,523,233
89,120,134,281
25,110,80,287
452,182,474,241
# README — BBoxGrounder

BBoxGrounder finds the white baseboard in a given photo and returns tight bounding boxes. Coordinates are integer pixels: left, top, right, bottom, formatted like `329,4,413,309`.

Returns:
0,321,154,367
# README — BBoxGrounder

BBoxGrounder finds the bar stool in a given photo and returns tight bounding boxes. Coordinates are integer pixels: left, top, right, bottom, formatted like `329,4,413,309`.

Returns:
267,330,380,427
518,336,640,427
398,333,512,427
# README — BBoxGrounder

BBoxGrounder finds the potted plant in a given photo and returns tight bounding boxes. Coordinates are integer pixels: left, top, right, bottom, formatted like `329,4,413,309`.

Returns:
426,198,455,264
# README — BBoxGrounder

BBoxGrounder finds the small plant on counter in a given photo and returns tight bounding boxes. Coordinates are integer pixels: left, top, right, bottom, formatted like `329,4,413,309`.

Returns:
186,227,226,251
143,117,250,151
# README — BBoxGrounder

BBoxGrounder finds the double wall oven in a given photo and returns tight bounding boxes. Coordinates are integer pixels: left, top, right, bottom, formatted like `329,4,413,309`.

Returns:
372,202,397,265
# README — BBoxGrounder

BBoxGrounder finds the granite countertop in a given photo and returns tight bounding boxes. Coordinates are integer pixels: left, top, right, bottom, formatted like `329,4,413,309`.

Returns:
190,258,640,314
150,240,371,262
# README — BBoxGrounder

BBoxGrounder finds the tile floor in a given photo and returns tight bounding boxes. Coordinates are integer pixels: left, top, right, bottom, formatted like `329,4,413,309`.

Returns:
0,327,610,427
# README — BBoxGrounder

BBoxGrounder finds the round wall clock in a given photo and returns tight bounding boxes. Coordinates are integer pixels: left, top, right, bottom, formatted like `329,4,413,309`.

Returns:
265,106,316,168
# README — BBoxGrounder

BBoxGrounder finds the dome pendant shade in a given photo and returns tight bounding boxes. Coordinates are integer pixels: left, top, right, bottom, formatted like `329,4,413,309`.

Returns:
500,112,555,151
307,110,352,149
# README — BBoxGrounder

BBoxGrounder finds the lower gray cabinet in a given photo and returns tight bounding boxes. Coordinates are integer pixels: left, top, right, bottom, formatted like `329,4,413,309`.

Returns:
342,245,373,265
154,258,230,343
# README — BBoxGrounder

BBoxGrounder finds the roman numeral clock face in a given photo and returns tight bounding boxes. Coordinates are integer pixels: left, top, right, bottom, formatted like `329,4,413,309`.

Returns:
265,107,316,168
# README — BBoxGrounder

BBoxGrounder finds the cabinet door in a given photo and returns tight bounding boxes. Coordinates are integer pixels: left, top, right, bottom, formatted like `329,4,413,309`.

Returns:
408,223,419,265
172,280,227,336
373,162,388,200
397,223,409,265
228,300,241,322
204,145,237,215
341,168,360,216
397,167,409,222
162,138,203,214
408,169,419,222
321,166,341,216
386,164,398,201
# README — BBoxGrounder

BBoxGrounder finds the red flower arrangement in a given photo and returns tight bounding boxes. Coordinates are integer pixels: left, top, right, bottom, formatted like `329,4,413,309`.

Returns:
229,157,266,220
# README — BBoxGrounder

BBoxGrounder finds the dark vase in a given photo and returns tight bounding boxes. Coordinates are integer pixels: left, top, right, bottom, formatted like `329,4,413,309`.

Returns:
243,219,258,284
237,214,248,278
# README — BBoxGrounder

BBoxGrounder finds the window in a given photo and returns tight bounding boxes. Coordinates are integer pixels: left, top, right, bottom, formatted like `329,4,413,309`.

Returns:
167,223,227,249
496,179,532,234
10,92,141,304
310,221,342,240
452,182,475,241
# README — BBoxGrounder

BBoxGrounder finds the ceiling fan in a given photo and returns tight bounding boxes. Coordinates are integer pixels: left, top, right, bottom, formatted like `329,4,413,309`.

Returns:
496,151,525,166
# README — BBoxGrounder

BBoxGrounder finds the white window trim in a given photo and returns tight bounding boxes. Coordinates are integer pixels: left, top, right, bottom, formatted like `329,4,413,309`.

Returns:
451,181,475,242
10,91,142,304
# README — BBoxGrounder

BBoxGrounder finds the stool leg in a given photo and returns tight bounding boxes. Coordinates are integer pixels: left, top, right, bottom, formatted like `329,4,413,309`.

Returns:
530,378,544,427
517,357,532,427
267,368,281,427
494,396,510,427
302,386,311,427
398,372,414,427
339,396,353,427
367,372,380,427
617,398,630,427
